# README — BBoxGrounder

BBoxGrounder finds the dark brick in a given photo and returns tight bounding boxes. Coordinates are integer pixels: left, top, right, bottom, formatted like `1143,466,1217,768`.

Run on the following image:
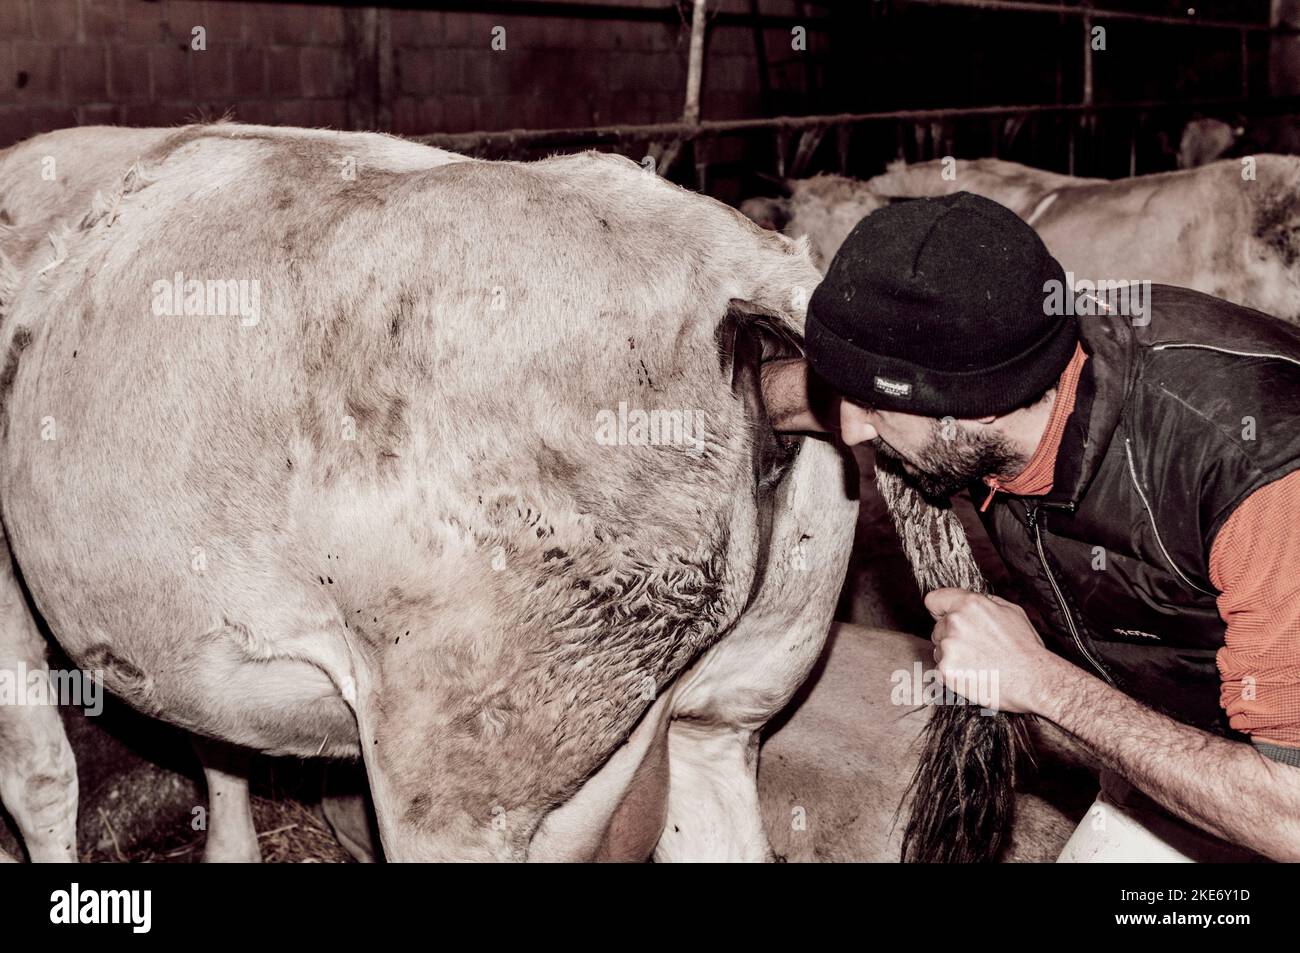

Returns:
496,92,547,130
391,10,443,47
462,47,493,93
108,45,152,101
63,43,109,100
245,1,314,46
227,99,277,124
0,0,32,38
443,12,499,49
0,44,12,102
82,0,125,39
150,44,192,98
300,46,345,98
191,45,231,98
537,15,580,50
647,90,678,121
165,0,208,41
13,41,61,97
119,101,200,127
121,1,169,43
396,47,437,96
0,106,33,148
31,0,78,41
313,6,346,45
265,46,299,96
643,22,678,53
201,0,245,44
26,104,79,135
75,102,123,126
583,19,642,52
441,93,479,132
273,96,316,126
392,95,444,135
306,97,347,128
709,25,754,56
710,53,754,93
432,48,465,94
701,89,755,119
230,47,265,97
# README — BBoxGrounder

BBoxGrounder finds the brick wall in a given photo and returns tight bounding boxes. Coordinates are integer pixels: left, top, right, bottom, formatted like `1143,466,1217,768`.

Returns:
0,0,823,149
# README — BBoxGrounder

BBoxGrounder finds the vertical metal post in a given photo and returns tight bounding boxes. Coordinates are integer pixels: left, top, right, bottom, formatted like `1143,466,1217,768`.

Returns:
1241,27,1250,97
1129,115,1137,177
1081,3,1093,176
684,0,709,126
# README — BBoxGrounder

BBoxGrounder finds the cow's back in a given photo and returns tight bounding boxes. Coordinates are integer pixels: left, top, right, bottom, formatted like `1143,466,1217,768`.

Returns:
1032,155,1300,318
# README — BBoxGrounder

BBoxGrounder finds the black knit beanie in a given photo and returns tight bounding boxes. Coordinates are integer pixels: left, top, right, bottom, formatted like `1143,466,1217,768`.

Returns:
805,191,1077,418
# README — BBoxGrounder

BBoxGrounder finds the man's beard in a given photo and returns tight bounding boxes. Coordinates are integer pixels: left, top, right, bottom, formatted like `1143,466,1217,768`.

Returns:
872,420,1027,500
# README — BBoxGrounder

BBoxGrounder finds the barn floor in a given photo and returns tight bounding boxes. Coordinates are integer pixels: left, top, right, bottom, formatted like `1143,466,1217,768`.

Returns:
77,762,354,864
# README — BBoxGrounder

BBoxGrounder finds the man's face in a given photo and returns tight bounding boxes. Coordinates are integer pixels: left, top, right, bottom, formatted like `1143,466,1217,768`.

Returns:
839,400,1027,499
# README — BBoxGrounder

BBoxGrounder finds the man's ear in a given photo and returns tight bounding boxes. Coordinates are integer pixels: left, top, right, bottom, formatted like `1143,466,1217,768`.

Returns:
974,415,997,425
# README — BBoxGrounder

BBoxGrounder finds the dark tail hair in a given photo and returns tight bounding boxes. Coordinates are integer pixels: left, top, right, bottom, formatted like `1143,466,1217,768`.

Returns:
874,459,1034,863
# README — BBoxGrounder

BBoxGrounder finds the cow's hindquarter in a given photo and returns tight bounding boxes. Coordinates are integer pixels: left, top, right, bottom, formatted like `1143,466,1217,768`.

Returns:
654,436,857,862
1,127,824,862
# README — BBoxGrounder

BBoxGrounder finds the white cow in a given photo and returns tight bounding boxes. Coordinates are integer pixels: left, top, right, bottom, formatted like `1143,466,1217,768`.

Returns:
0,123,857,861
747,157,1300,322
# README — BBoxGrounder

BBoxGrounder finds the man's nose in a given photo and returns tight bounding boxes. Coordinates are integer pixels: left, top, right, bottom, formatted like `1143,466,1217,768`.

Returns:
839,401,879,446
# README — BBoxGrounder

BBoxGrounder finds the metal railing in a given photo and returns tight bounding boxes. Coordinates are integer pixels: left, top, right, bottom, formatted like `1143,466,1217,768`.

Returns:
400,1,1294,183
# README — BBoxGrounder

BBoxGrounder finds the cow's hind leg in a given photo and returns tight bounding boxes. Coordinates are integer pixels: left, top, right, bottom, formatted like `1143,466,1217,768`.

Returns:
656,437,858,861
0,537,78,862
193,736,261,863
321,763,378,862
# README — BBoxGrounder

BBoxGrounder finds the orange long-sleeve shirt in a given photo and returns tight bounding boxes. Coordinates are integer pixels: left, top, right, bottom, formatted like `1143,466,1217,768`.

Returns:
987,344,1300,749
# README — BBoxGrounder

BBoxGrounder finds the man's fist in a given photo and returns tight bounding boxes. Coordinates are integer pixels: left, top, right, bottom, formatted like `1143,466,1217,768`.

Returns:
924,587,1064,714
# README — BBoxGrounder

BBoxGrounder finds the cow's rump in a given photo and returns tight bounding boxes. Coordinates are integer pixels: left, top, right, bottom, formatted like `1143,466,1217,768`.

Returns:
0,124,853,860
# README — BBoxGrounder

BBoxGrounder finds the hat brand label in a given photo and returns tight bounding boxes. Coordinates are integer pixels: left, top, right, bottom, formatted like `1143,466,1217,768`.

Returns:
873,375,912,398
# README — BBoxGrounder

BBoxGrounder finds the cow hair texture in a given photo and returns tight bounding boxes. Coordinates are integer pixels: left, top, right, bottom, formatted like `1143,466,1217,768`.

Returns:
874,459,1033,863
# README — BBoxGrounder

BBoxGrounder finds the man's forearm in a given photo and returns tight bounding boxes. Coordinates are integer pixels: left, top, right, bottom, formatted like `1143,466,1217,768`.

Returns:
759,358,841,433
1033,654,1300,861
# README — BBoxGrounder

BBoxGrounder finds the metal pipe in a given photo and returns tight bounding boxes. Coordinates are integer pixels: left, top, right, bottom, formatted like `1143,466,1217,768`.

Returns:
898,0,1272,31
252,0,828,31
683,0,708,125
415,96,1296,153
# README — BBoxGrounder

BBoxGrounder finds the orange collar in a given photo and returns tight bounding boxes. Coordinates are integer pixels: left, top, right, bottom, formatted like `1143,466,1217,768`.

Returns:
981,343,1088,512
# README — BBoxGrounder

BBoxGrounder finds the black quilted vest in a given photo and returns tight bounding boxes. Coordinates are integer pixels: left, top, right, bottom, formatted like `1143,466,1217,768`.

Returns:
978,285,1300,738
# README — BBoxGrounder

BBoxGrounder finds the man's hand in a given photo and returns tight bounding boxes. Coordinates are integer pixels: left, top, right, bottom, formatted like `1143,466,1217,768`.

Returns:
760,358,841,433
924,586,1068,714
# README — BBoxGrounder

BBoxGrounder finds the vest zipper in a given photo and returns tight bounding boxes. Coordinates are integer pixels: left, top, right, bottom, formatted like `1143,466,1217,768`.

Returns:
1123,438,1216,596
1026,503,1115,685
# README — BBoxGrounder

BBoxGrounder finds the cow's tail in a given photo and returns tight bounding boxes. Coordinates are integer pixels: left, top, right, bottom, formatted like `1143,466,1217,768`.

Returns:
873,459,1033,863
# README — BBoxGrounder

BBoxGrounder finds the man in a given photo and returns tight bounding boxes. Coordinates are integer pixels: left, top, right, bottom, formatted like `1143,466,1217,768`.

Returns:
762,191,1300,861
